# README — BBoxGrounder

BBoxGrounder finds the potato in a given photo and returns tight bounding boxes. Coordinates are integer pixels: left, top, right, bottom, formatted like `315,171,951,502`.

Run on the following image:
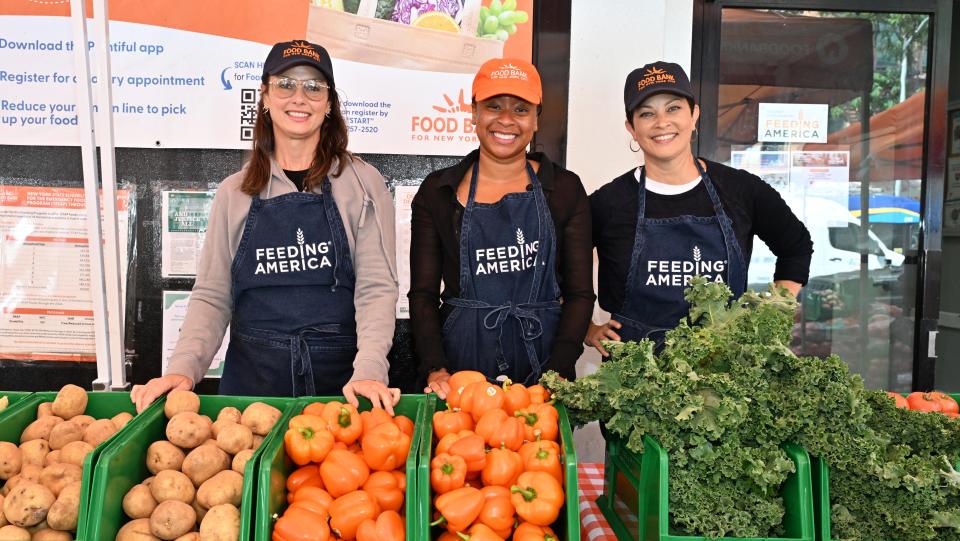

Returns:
36,403,53,419
82,419,117,448
163,391,199,419
149,471,194,504
215,408,241,425
19,440,50,467
20,417,63,443
252,436,264,451
47,421,83,451
112,412,134,430
200,440,218,448
198,504,239,541
0,441,22,480
146,442,184,475
57,442,93,468
39,464,81,497
42,452,61,468
0,525,31,541
2,475,23,496
180,446,228,487
173,533,199,541
0,494,6,527
190,498,207,524
31,528,72,541
239,403,280,437
69,416,94,432
3,482,55,527
50,385,86,421
196,471,242,509
19,465,42,484
165,413,210,449
209,420,231,440
45,480,80,531
142,476,155,488
231,450,253,474
122,484,158,520
215,424,252,456
115,518,161,541
149,500,195,540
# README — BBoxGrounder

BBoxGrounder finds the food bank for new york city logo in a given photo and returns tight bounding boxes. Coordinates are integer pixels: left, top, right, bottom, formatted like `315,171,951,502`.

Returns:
475,228,540,276
637,66,676,91
254,228,332,275
283,41,321,63
490,63,528,80
645,246,726,286
410,89,478,143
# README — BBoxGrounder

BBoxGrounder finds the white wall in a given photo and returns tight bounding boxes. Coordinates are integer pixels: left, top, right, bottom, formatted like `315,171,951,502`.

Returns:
567,0,694,463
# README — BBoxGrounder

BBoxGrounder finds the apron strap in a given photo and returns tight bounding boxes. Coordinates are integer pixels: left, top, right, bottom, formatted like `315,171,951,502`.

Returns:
289,323,344,397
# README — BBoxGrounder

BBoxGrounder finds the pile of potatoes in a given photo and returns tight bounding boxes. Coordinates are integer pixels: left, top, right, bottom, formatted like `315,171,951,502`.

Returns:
115,391,281,541
0,384,133,541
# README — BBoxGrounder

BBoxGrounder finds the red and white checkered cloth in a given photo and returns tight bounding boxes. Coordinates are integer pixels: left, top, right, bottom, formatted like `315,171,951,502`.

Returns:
577,463,619,540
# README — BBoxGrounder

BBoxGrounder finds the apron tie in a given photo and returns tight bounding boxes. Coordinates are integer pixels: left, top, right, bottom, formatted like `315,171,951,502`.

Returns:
290,324,343,397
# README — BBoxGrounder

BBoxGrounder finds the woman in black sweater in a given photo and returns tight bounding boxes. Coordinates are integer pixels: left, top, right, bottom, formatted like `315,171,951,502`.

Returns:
587,61,813,355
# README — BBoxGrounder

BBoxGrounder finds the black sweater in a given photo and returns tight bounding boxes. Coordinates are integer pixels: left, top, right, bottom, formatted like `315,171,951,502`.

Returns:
590,159,813,314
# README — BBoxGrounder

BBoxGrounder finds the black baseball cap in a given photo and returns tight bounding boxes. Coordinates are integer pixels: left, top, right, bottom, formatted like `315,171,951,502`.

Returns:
624,61,695,115
263,40,335,88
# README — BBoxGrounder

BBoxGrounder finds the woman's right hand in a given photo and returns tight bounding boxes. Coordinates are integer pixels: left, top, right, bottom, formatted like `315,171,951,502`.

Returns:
423,368,452,400
585,320,622,357
130,374,194,413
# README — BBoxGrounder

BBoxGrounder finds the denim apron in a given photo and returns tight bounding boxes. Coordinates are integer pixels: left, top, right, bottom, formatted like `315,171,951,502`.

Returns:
613,159,747,346
219,177,357,397
441,161,562,385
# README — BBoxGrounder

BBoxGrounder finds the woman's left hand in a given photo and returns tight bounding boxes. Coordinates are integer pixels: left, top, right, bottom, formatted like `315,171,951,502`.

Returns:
343,379,401,415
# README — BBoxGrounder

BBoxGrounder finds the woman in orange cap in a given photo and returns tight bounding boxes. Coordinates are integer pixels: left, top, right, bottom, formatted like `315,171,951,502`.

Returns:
409,58,594,397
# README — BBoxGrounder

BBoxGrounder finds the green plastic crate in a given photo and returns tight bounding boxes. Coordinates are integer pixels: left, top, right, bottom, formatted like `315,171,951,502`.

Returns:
0,391,149,541
85,394,296,541
0,391,33,416
597,435,814,541
254,394,431,541
422,399,580,540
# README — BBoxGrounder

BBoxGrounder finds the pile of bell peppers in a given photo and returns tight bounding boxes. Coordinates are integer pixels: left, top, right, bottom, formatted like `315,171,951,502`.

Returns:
430,371,564,541
272,401,412,541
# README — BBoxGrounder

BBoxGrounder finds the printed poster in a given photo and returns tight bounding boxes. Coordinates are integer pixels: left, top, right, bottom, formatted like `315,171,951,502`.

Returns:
789,150,850,209
161,291,227,378
394,184,419,319
0,0,533,155
161,190,215,278
730,150,789,192
0,186,129,361
757,103,829,143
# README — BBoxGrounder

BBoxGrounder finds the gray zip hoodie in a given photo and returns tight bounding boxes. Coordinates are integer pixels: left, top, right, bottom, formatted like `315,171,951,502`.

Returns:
165,157,398,387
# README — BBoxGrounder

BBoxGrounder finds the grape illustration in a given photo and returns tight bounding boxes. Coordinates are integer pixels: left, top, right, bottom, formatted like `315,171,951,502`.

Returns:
477,0,529,41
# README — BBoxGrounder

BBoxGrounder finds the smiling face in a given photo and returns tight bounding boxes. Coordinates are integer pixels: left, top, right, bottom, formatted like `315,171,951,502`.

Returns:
625,93,700,164
261,64,331,145
472,94,538,162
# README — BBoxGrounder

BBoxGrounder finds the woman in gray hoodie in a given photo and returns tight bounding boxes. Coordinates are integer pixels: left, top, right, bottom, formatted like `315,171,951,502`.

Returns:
132,40,400,412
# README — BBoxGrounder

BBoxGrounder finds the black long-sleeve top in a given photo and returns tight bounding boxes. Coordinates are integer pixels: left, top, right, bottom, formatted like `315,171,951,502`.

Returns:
591,159,813,314
408,150,595,382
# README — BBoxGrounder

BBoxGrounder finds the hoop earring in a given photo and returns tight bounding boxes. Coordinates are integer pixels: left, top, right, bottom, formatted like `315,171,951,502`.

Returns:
629,139,641,153
262,105,269,114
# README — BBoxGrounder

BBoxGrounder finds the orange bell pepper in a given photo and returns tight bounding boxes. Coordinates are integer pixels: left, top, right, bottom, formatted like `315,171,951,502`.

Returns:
356,510,405,541
527,385,551,405
363,471,404,513
312,401,363,445
392,470,406,491
436,430,476,455
433,409,475,439
286,464,324,502
459,381,506,422
446,370,488,409
520,442,563,485
329,490,381,541
320,449,370,498
437,534,460,541
290,486,333,513
431,453,467,494
448,432,487,473
514,522,558,541
502,379,531,415
518,439,560,463
362,421,412,471
475,409,525,451
360,407,395,433
285,415,335,466
432,486,484,533
510,472,564,526
459,523,505,541
476,485,516,538
272,506,331,541
481,447,523,488
514,404,559,442
394,415,415,438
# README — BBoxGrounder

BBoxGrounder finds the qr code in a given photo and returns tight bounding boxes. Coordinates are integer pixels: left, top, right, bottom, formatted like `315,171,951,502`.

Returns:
240,88,259,141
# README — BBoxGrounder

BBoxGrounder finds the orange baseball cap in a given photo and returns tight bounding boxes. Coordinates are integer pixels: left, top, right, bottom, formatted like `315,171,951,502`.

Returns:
472,58,542,105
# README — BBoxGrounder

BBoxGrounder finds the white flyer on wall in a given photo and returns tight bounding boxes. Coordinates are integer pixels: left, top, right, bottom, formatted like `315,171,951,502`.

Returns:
758,103,829,143
162,291,227,378
789,150,850,210
394,184,420,319
161,190,215,278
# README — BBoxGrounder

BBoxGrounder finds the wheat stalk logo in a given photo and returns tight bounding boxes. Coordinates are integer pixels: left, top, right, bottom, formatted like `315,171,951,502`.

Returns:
693,246,702,262
297,228,306,268
516,228,525,245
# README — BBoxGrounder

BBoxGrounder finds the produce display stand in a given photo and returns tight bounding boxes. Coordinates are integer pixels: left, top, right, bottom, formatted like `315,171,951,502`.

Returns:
253,394,432,541
0,391,34,417
83,394,297,541
0,391,154,541
420,399,581,541
597,435,815,541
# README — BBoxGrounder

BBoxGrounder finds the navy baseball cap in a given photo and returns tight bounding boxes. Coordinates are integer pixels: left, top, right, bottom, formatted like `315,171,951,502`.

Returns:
263,40,335,88
624,61,695,115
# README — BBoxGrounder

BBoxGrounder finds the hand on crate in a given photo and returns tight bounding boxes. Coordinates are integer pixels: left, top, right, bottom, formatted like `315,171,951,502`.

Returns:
130,374,193,413
424,368,452,399
342,380,401,416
